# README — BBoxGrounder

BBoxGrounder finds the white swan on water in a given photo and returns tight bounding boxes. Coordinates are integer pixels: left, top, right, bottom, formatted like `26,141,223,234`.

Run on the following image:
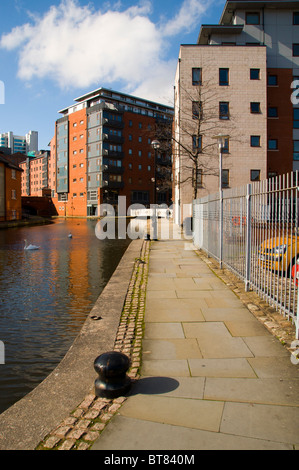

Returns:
24,239,40,250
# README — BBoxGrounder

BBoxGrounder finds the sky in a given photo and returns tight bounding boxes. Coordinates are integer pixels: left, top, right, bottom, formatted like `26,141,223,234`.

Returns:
0,0,225,150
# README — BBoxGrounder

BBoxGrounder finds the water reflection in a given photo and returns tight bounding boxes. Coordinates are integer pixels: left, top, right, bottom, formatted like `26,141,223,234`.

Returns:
0,219,131,414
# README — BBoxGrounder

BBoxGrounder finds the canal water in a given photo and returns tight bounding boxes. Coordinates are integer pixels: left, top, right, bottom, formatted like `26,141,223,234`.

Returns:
0,219,131,415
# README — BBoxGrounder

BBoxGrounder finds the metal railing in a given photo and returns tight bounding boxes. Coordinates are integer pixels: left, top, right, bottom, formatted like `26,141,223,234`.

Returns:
193,171,299,339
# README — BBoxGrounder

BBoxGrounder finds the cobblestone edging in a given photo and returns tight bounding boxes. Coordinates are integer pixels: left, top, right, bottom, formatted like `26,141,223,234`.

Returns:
36,240,150,451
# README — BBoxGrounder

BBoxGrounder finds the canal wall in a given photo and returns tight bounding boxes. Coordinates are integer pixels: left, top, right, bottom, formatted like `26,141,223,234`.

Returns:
0,238,143,450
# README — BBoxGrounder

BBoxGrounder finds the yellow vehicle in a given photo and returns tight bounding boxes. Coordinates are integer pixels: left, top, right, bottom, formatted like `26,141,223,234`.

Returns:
259,236,299,274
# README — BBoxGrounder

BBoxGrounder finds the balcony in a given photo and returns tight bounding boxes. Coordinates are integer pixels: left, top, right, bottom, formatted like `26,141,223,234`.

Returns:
103,117,124,129
103,133,124,145
101,180,124,190
101,165,124,175
102,149,124,159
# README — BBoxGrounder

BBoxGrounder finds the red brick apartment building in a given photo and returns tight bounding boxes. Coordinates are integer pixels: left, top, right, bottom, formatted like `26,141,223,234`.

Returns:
50,88,173,217
0,153,23,221
174,0,299,224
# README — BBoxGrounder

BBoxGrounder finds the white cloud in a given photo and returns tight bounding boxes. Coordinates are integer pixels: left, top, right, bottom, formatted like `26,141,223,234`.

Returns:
0,0,211,104
161,0,210,37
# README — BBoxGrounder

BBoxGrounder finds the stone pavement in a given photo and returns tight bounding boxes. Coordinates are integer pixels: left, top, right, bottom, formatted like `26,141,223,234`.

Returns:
92,223,299,451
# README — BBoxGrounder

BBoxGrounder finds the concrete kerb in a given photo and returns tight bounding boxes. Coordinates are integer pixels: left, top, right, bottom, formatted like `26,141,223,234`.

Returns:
0,238,146,451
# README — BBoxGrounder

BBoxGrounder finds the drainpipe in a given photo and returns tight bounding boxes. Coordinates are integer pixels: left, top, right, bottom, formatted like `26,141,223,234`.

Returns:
262,7,265,46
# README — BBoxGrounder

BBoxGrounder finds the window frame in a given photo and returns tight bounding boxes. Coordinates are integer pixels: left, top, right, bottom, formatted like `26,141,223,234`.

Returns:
250,68,260,80
251,135,261,147
192,68,202,86
246,12,260,25
219,101,230,120
222,169,229,188
268,139,278,150
250,102,261,114
268,107,278,118
219,68,229,86
294,12,299,25
293,44,299,57
250,169,261,182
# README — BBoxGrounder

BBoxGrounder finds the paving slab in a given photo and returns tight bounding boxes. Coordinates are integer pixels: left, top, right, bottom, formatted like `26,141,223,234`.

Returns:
118,395,224,433
142,338,203,360
204,377,299,406
130,376,205,399
188,358,256,378
91,224,299,451
91,415,292,450
221,402,299,445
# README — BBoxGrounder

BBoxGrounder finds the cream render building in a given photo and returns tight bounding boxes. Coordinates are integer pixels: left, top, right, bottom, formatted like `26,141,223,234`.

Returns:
174,45,267,224
174,0,299,226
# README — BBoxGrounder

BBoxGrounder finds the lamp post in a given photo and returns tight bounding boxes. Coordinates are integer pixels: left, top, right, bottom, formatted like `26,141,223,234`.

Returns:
151,139,160,241
212,134,229,269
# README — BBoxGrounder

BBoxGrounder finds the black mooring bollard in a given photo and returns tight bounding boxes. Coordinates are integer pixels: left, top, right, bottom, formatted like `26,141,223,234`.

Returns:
94,351,131,399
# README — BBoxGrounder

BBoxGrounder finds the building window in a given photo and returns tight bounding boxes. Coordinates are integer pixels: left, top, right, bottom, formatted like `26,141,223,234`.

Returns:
294,13,299,25
138,164,142,170
222,138,229,154
192,101,201,120
250,102,261,114
11,169,16,179
251,136,261,147
294,109,299,128
268,75,277,86
192,68,202,86
251,170,260,182
293,44,299,56
294,141,299,160
11,189,16,200
196,168,203,188
246,12,260,25
268,107,278,118
222,170,229,188
192,135,202,152
268,139,278,150
219,102,229,120
250,68,260,80
219,68,229,86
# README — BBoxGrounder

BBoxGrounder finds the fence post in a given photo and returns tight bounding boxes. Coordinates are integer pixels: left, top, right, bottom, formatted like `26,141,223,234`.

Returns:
219,189,223,268
245,184,252,292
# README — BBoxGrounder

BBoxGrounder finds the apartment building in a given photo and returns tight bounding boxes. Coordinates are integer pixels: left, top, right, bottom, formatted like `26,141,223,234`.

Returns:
0,153,23,221
174,0,299,225
19,151,51,197
0,130,38,155
52,88,173,217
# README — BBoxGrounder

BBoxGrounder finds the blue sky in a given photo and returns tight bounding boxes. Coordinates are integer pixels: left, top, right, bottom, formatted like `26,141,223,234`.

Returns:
0,0,225,150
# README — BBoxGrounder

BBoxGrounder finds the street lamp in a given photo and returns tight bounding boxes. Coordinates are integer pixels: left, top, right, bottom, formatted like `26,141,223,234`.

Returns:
151,139,160,241
212,133,229,269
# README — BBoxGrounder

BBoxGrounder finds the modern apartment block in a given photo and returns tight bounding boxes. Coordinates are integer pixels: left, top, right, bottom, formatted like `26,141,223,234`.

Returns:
0,130,38,155
52,88,173,217
19,150,51,197
174,0,299,225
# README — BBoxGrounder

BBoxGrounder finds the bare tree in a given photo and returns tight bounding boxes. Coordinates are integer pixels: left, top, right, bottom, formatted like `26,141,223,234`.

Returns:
173,77,238,200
